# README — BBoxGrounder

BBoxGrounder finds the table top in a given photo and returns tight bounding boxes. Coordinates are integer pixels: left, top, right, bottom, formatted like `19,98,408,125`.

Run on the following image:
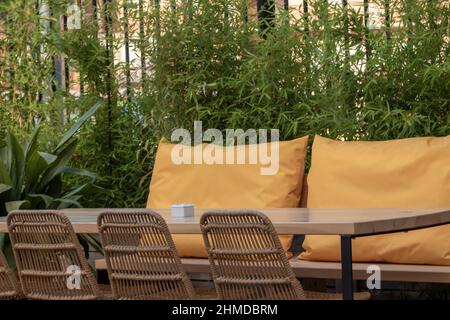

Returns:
1,208,450,236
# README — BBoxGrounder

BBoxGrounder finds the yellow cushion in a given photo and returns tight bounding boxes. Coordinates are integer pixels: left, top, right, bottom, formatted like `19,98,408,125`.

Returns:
300,135,450,265
148,136,309,258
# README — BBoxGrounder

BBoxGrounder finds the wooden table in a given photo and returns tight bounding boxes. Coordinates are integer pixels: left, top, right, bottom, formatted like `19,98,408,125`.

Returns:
1,207,450,300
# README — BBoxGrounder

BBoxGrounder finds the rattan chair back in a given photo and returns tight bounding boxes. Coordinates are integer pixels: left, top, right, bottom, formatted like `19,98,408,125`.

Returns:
97,209,195,300
200,210,306,300
7,210,99,300
0,248,22,299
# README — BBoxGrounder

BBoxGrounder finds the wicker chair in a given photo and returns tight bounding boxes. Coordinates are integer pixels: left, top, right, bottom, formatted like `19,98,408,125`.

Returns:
97,209,195,300
200,210,370,300
0,248,22,299
7,210,100,300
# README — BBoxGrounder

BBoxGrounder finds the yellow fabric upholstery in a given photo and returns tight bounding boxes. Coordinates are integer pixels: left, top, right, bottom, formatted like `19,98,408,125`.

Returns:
300,135,450,265
147,136,309,258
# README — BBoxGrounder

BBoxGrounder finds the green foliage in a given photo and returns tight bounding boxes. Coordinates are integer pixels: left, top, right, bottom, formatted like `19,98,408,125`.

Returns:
0,0,61,143
0,102,100,215
148,0,449,142
0,0,449,209
0,102,102,264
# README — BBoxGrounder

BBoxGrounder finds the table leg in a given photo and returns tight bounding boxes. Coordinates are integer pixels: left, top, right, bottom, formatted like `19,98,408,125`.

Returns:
340,235,354,300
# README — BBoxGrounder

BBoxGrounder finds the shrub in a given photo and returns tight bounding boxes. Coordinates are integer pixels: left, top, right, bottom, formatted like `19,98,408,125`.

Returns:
0,0,448,207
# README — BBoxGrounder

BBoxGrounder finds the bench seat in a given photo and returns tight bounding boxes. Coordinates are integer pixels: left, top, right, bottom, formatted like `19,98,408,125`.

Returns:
95,258,450,284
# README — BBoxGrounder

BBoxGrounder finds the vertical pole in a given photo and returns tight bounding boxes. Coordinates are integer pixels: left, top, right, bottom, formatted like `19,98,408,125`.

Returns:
341,235,354,300
92,0,99,33
123,0,131,100
321,0,332,91
49,2,58,96
303,0,309,33
363,0,371,60
322,0,331,55
79,0,84,95
63,14,70,92
35,0,43,103
303,0,311,91
104,0,114,173
342,0,349,59
257,0,275,36
153,0,161,40
50,1,67,125
138,0,147,90
384,0,391,42
281,0,289,27
38,0,51,102
61,12,68,125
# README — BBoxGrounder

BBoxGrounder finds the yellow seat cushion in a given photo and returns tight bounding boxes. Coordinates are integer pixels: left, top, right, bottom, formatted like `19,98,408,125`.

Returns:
147,136,309,258
300,135,450,265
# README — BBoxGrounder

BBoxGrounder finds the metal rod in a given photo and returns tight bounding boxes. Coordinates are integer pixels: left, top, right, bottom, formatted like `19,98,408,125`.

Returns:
104,0,114,172
92,0,99,35
363,0,371,60
138,0,147,89
48,2,58,95
340,235,354,300
62,12,68,125
384,0,391,42
63,14,70,93
257,0,275,36
342,0,350,59
79,0,84,94
303,0,309,33
35,0,43,103
123,0,131,100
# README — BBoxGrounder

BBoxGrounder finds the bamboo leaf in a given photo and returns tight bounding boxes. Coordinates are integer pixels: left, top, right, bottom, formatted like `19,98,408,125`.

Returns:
55,101,102,152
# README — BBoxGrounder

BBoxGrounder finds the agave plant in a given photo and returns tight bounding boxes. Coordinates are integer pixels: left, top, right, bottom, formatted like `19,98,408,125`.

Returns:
0,102,103,265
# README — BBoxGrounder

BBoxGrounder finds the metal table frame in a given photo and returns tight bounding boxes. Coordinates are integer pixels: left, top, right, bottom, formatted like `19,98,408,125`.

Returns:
340,220,450,300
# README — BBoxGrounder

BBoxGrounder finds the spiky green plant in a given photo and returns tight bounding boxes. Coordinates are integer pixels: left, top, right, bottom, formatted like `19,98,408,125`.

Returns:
0,102,103,265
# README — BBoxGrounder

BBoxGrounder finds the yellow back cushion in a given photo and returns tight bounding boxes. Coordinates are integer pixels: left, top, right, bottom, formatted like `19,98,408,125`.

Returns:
300,135,450,265
148,136,309,258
